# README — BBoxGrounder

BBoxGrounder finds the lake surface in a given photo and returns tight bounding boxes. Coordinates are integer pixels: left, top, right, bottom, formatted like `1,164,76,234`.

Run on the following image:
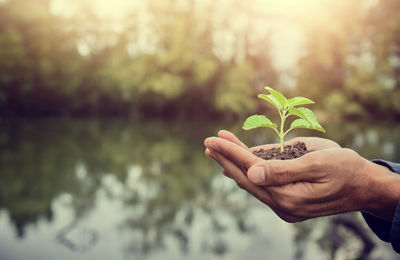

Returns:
0,118,399,260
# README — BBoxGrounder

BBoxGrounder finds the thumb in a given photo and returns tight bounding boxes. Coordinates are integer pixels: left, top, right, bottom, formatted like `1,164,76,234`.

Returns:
247,159,310,186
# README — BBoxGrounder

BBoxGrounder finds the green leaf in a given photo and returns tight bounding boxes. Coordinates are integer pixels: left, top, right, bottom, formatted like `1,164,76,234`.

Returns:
288,107,326,132
264,87,288,108
258,94,282,111
286,96,315,107
289,107,315,123
242,115,277,130
289,119,325,133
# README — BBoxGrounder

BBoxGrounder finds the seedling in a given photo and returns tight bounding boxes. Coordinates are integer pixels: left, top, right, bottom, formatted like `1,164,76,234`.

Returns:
242,87,325,152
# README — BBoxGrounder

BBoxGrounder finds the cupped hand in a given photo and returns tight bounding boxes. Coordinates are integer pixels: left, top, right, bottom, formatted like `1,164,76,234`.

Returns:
204,131,400,222
215,129,341,152
205,130,341,181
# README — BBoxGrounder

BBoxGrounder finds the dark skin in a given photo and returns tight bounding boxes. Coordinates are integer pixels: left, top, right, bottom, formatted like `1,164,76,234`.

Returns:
204,130,400,223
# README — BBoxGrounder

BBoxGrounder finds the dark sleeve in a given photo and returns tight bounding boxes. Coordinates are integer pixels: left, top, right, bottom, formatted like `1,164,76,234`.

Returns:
361,160,400,253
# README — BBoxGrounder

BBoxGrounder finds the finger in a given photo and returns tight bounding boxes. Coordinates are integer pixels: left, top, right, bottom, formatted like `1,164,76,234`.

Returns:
261,137,341,151
212,150,274,206
217,130,248,149
204,137,261,170
247,158,319,186
298,137,341,150
205,148,215,159
222,169,233,179
206,148,233,179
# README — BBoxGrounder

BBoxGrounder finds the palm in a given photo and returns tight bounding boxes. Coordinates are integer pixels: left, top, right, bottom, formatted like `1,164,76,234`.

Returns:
217,130,340,152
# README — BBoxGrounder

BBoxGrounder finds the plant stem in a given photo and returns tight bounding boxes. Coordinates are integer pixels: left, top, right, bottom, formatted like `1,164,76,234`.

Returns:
279,131,284,152
279,108,287,152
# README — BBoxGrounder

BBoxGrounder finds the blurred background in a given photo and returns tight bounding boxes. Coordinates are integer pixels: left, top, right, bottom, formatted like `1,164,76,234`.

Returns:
0,0,400,259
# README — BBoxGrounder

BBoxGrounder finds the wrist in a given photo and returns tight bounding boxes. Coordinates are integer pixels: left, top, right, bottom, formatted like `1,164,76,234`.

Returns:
362,160,400,221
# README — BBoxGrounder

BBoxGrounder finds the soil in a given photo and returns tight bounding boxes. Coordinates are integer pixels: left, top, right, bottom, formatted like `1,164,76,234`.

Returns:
252,142,309,160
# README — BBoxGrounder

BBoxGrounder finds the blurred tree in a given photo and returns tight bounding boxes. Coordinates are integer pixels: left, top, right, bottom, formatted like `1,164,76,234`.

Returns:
0,0,281,118
0,0,399,119
346,0,400,117
0,0,83,115
296,0,400,119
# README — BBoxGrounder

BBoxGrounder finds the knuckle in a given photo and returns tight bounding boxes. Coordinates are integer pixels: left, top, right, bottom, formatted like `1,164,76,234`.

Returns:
301,152,323,170
342,147,356,154
276,196,303,215
342,148,360,159
235,179,245,189
273,194,307,222
283,216,300,223
270,164,290,184
254,192,270,205
341,148,364,168
279,214,301,223
244,157,259,170
308,158,323,171
280,200,297,213
222,170,232,179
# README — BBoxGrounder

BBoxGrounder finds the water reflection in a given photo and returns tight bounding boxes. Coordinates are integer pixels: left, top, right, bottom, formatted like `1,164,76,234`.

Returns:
0,118,398,259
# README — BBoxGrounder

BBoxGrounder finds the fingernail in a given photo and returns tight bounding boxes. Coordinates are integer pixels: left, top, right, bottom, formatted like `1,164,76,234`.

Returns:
249,166,265,184
207,144,220,153
204,138,212,147
209,149,216,158
204,138,219,151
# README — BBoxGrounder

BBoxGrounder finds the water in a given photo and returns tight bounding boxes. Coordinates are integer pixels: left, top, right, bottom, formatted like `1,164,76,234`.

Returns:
0,118,399,260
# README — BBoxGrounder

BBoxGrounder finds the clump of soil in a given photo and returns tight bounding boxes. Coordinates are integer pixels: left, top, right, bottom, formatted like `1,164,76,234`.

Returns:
252,142,309,160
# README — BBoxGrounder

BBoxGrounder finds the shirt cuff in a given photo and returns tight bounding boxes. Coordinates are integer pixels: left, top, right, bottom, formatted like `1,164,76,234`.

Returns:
361,159,400,253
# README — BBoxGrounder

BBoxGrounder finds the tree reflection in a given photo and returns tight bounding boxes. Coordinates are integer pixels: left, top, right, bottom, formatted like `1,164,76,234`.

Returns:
0,117,220,243
0,118,398,258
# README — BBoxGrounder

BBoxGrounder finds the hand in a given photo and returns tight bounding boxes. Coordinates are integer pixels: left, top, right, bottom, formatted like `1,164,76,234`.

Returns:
214,129,341,152
204,131,400,222
206,130,341,179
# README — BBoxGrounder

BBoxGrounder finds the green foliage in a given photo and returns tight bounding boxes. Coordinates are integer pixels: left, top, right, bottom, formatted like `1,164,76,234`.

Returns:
242,115,276,130
0,0,275,117
295,0,400,119
0,0,399,119
243,87,325,152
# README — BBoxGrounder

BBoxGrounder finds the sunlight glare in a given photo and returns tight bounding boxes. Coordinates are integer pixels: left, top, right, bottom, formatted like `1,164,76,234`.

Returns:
94,0,137,18
52,0,326,19
254,0,323,16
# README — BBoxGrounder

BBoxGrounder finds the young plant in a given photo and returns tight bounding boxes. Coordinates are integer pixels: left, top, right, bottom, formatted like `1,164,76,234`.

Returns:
242,87,325,152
